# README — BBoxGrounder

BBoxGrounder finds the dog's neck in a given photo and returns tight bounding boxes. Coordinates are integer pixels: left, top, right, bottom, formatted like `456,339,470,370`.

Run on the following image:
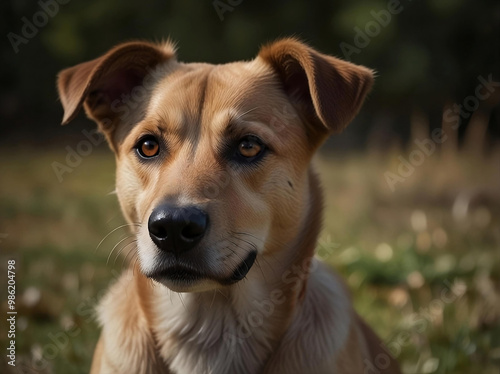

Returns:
147,168,324,373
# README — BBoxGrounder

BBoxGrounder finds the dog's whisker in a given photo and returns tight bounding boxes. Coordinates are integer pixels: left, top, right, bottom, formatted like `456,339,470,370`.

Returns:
132,256,140,276
106,235,135,266
231,106,260,122
131,252,141,275
231,235,279,272
209,289,217,311
231,237,258,254
148,278,157,291
230,234,255,245
113,239,138,266
224,245,247,266
259,255,275,272
226,236,277,280
255,258,267,282
227,236,261,257
95,223,141,253
231,232,270,251
122,244,138,269
226,239,247,254
178,293,187,311
262,253,282,277
216,289,229,300
132,252,139,271
232,231,286,249
232,231,285,246
230,247,247,266
230,232,283,278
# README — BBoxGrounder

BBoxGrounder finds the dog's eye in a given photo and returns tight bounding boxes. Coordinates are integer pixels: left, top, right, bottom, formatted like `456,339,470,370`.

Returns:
136,136,160,158
238,136,264,159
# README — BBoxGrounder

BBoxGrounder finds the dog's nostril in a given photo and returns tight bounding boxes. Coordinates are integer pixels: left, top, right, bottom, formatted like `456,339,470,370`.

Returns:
151,225,168,239
180,209,208,240
181,223,204,240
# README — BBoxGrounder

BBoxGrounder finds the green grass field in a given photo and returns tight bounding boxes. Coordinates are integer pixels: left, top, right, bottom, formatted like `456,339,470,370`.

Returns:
1,145,499,374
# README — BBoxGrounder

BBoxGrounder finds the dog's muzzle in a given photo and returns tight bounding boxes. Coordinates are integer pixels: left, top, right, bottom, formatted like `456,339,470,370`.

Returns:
146,203,257,287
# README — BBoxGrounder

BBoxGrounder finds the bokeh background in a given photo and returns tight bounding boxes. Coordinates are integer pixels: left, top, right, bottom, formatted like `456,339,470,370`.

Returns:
1,0,499,373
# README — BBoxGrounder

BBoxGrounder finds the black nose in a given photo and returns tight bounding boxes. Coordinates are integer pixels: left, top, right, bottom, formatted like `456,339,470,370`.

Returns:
148,204,208,253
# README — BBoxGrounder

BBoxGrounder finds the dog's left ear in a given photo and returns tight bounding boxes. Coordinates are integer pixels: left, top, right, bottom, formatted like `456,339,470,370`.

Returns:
258,38,374,137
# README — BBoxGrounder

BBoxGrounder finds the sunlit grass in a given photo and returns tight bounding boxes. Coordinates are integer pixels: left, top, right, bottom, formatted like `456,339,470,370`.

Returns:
0,146,499,373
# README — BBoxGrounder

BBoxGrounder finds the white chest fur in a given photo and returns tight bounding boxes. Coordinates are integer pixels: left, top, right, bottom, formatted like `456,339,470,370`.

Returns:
149,259,352,374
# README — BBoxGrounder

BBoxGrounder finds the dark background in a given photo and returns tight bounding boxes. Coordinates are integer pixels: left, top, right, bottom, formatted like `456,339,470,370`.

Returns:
1,0,499,150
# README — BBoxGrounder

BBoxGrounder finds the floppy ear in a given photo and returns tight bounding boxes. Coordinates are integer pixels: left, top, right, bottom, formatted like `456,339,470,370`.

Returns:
258,38,374,137
57,41,176,150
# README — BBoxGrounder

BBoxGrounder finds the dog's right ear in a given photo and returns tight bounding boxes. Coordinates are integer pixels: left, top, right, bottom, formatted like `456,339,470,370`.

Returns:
257,38,374,142
57,41,176,150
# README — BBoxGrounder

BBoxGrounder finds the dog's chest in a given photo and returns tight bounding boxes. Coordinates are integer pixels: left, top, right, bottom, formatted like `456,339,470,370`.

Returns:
149,262,353,374
151,283,280,374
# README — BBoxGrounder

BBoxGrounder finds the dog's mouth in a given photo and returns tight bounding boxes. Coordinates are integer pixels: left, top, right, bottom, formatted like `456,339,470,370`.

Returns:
151,266,206,283
147,250,257,289
222,250,257,285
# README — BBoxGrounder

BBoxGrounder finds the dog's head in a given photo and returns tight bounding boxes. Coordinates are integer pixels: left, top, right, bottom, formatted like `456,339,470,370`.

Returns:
58,39,373,292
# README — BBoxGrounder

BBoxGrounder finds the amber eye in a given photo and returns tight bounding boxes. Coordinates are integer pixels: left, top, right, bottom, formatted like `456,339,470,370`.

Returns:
238,136,263,159
136,137,160,158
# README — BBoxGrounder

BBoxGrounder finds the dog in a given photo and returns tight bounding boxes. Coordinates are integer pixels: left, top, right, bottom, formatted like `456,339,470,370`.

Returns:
57,38,401,374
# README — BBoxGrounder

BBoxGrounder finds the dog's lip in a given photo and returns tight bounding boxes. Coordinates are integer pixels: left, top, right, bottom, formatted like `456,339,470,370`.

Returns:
149,265,206,284
146,250,258,286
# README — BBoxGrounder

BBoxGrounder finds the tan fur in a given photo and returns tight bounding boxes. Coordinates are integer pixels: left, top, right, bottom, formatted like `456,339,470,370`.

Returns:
57,38,401,374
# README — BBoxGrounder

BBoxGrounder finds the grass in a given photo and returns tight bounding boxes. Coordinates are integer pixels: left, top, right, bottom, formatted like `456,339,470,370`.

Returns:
0,144,499,374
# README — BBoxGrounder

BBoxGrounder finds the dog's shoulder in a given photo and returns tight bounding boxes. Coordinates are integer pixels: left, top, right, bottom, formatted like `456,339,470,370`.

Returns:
93,269,169,373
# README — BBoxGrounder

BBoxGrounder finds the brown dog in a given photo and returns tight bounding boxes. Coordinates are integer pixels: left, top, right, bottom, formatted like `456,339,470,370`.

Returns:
57,38,401,374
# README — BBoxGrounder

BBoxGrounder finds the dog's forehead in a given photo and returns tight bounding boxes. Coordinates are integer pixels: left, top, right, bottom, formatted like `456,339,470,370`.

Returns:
146,60,292,133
